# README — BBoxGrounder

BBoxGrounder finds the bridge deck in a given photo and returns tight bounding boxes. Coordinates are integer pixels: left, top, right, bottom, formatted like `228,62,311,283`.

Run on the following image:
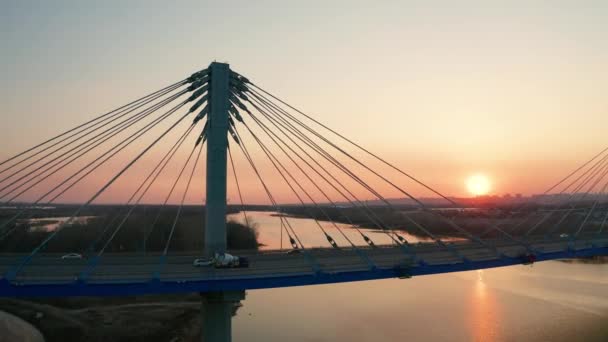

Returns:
0,233,606,297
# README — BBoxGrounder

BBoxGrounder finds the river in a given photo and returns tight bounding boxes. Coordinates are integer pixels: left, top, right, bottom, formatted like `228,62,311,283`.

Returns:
228,211,608,341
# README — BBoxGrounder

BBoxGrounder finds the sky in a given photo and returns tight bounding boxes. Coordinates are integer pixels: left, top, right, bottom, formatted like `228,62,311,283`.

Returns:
1,0,607,204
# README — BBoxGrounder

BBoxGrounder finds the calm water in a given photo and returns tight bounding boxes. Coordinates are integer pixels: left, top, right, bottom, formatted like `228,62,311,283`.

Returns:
228,211,449,250
21,216,96,232
229,211,608,342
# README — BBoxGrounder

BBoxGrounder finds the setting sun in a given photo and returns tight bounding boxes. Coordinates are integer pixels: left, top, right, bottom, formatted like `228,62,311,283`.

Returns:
466,174,491,196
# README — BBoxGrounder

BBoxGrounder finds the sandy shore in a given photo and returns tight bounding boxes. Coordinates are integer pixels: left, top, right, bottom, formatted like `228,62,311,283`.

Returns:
0,310,44,342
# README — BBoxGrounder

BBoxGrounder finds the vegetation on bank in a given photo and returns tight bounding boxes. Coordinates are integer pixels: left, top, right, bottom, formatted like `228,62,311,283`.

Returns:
279,205,606,238
0,205,259,253
0,295,209,342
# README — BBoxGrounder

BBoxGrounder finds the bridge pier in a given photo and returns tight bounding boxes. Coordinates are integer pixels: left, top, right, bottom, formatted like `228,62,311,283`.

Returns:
201,62,239,341
200,291,245,342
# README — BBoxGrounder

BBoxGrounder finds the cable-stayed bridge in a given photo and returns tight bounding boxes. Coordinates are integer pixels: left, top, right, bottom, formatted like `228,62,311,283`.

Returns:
0,62,606,340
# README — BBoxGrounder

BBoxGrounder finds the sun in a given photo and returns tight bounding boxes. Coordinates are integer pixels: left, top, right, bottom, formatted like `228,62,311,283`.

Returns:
466,174,491,196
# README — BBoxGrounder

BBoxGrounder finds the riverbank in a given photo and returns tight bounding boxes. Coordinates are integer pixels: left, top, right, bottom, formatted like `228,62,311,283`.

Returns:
0,309,44,342
0,294,239,342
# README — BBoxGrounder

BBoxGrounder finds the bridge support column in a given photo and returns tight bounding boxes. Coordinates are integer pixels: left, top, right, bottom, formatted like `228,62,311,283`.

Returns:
201,291,245,342
202,63,239,341
205,61,230,257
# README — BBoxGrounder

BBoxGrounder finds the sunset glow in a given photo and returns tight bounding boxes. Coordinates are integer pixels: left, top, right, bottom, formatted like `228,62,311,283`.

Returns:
1,3,607,342
466,174,491,196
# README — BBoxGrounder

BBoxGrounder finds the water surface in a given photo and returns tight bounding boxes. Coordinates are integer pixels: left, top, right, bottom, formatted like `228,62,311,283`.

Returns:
229,211,608,341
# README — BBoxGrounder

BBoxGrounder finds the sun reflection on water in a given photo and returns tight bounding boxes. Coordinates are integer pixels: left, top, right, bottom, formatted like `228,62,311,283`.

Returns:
468,270,500,341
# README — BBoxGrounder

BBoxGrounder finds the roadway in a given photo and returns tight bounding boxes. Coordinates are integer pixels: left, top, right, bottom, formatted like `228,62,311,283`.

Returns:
0,234,608,285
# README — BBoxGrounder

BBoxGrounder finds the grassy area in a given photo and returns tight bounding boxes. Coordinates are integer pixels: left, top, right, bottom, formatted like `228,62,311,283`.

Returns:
0,205,259,253
279,205,606,238
0,293,225,342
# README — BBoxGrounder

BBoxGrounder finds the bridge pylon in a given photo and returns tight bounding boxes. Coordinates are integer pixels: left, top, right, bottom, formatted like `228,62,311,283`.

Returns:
202,61,244,342
205,61,230,257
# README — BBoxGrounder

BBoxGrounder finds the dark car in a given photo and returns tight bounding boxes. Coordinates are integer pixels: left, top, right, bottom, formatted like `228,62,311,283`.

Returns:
237,257,250,268
520,253,536,265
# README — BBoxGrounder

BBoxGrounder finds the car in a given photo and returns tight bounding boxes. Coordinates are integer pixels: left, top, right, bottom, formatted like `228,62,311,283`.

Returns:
193,258,214,267
559,233,569,238
237,257,250,268
61,253,82,260
193,253,250,268
213,252,249,268
520,253,536,265
394,263,412,279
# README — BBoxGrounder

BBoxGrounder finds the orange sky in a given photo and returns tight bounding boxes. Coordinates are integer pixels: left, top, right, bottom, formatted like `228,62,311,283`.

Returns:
1,1,607,205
